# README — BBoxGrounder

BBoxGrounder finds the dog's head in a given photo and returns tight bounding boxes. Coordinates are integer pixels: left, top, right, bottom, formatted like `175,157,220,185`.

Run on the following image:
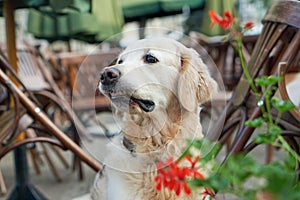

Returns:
99,38,217,114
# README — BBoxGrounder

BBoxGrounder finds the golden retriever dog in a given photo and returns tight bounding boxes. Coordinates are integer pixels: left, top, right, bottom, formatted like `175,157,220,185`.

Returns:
91,37,217,200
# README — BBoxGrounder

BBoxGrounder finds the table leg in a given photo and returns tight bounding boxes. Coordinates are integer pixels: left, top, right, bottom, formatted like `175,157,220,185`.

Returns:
8,146,47,200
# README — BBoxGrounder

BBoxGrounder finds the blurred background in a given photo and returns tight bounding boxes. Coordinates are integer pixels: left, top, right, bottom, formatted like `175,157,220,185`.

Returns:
0,0,278,199
0,0,271,51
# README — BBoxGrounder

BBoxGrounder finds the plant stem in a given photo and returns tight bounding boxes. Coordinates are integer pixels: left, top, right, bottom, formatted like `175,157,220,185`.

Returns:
236,38,259,98
277,135,300,162
275,112,282,125
236,38,266,115
264,88,273,125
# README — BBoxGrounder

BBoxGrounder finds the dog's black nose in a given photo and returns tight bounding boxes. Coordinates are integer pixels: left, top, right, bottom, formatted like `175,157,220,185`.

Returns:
100,67,121,86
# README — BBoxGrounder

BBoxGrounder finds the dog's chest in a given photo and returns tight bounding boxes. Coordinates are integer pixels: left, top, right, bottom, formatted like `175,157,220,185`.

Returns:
107,171,133,200
103,138,151,199
106,163,152,200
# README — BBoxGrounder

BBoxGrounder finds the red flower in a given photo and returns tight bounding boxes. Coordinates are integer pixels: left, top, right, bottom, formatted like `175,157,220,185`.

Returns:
185,155,199,168
154,156,205,196
156,160,165,173
154,174,163,190
185,155,205,179
208,10,222,26
208,10,235,30
244,21,254,30
201,187,216,200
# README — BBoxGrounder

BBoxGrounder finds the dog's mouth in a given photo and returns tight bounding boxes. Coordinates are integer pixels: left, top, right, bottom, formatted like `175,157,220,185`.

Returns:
108,92,155,112
130,96,155,112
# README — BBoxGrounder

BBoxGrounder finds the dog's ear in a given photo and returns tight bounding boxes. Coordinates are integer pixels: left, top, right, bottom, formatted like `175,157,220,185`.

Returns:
178,48,217,112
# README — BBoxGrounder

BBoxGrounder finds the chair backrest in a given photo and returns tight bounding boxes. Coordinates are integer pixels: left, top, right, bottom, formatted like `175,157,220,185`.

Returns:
0,68,21,145
208,0,300,156
0,83,8,108
0,42,50,91
16,43,50,91
1,42,93,140
232,0,300,105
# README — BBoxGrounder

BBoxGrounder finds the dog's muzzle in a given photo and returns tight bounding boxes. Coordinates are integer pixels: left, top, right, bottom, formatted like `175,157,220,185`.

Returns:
100,67,155,112
100,67,121,90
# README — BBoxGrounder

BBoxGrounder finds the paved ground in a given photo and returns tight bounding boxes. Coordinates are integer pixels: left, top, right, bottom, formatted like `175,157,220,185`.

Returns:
0,112,118,200
0,148,96,200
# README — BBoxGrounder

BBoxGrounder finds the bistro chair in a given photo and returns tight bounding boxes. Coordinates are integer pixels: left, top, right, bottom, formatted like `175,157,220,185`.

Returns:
0,42,94,180
0,50,102,198
208,0,300,162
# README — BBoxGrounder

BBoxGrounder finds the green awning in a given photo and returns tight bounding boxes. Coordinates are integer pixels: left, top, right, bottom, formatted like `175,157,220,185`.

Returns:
120,0,205,21
26,0,124,42
159,0,204,13
0,0,74,15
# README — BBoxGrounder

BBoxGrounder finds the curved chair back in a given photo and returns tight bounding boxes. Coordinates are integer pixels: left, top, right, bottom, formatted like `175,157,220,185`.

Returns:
209,0,300,159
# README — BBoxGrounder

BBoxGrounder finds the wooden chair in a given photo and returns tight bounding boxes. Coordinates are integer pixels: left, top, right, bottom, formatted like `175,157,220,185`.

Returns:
0,80,11,194
208,0,300,162
0,50,102,198
0,42,95,180
57,49,121,135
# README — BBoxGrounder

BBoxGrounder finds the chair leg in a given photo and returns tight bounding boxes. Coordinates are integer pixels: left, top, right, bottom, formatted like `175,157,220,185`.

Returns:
0,167,7,195
28,148,42,175
49,145,69,169
73,156,84,180
26,128,64,182
8,146,48,200
40,143,62,182
72,130,84,180
266,144,273,164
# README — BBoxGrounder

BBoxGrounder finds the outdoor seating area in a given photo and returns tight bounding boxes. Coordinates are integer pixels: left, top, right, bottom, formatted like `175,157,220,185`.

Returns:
0,0,299,199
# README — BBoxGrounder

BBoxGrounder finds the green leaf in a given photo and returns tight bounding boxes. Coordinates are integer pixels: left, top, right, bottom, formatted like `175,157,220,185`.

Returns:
187,178,206,188
188,139,221,163
264,85,277,99
253,125,283,144
245,118,264,128
260,162,300,199
219,155,257,186
188,174,230,193
271,97,296,112
201,143,221,163
254,133,276,144
268,124,281,136
255,76,282,87
283,154,297,170
189,139,203,150
184,139,300,200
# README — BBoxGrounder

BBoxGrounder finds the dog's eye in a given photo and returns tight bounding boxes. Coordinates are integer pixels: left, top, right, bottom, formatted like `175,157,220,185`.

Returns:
117,59,123,64
144,54,158,64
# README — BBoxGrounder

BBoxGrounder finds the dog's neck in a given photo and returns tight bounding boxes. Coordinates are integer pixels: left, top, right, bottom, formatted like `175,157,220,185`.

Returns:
121,99,203,158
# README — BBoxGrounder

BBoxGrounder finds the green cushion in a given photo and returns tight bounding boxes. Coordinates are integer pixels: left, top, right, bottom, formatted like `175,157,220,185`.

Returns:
159,0,205,12
27,0,125,42
68,12,101,35
56,15,68,36
92,0,124,41
120,0,160,19
27,9,44,37
41,13,56,37
28,9,100,39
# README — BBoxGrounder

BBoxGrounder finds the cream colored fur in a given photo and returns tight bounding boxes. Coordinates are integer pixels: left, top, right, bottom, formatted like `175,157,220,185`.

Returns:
91,38,217,200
